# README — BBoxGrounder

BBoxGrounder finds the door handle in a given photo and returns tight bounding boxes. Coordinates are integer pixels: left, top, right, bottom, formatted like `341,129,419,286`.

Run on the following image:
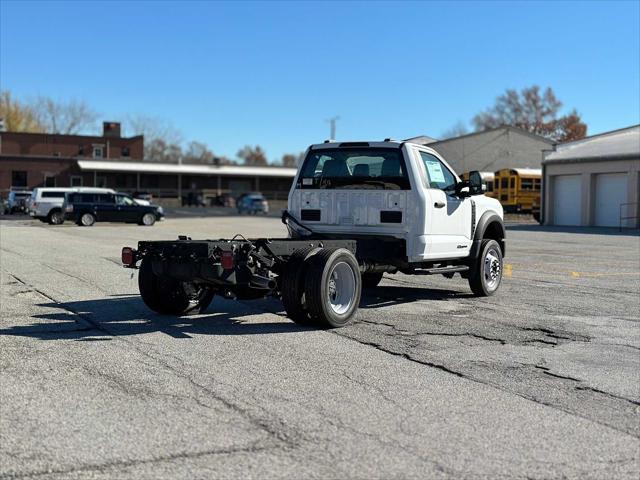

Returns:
434,201,445,208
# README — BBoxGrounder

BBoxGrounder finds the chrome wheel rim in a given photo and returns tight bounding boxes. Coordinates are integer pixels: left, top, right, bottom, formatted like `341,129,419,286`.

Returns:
51,212,63,224
484,248,501,290
327,261,356,315
143,213,155,225
81,214,94,226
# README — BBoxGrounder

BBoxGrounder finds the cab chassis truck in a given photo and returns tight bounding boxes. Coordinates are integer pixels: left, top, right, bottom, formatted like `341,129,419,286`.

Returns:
122,141,506,328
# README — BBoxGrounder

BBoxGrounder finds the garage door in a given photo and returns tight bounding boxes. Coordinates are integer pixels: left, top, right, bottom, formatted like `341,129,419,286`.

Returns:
595,173,628,227
553,175,582,226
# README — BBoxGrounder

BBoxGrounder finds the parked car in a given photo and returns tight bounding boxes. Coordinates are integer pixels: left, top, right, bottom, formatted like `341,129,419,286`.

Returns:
63,191,164,226
29,187,115,224
237,192,269,215
4,190,32,214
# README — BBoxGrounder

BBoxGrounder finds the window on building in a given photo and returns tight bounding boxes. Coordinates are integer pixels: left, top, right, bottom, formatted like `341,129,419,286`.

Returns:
486,181,494,192
93,146,104,158
44,175,56,187
122,147,130,157
12,171,27,187
78,145,84,156
70,176,83,187
95,176,107,188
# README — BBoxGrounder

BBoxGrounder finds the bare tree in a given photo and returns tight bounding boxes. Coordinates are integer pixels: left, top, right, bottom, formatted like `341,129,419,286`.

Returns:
0,91,43,132
33,96,98,134
237,145,268,166
184,141,215,164
472,85,587,142
281,153,303,167
126,115,183,162
440,121,469,139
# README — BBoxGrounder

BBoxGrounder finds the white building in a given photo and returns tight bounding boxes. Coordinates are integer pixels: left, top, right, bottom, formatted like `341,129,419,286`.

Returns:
542,125,640,228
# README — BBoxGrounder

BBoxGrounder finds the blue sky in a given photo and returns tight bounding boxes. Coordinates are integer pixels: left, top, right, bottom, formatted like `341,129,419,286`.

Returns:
1,0,639,162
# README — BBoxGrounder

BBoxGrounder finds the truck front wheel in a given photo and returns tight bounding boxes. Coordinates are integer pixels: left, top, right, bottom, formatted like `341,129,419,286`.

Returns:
304,248,361,328
138,258,214,315
468,239,503,296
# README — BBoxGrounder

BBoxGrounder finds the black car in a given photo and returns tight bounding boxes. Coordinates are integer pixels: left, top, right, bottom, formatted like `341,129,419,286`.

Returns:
63,192,164,226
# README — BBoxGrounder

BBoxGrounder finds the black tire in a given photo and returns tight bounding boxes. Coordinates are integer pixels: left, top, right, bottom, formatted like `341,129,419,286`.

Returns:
140,212,156,226
362,272,383,289
79,212,96,226
138,257,214,315
47,209,64,225
468,239,503,296
280,247,320,324
304,248,361,328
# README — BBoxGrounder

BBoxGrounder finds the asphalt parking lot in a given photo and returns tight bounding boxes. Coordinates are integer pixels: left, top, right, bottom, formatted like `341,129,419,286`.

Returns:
1,215,639,479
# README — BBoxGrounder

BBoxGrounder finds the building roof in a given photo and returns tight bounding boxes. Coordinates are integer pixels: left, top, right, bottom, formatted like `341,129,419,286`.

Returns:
77,160,297,177
430,126,555,146
544,125,640,163
403,135,439,145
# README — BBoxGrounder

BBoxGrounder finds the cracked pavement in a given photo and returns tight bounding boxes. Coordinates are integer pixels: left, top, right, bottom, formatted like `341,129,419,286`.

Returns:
1,216,639,479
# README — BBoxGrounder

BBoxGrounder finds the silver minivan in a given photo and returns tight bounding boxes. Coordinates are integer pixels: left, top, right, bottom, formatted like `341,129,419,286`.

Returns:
30,187,115,224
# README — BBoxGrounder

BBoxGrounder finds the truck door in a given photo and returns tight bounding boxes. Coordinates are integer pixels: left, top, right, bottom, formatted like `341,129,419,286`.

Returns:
417,151,472,258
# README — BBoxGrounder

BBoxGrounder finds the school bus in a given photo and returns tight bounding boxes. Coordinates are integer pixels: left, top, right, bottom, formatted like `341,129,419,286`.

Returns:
461,171,497,199
493,168,541,213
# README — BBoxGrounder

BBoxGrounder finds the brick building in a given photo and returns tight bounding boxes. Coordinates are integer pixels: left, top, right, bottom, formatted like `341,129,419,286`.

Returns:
0,122,143,193
0,122,297,203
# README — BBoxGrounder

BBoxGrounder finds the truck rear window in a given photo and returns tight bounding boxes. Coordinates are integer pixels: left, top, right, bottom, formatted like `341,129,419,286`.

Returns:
298,148,410,190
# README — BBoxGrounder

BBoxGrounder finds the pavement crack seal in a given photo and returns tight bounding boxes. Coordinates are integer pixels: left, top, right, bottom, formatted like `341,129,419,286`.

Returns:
0,442,277,479
359,319,507,344
330,331,640,439
5,273,302,451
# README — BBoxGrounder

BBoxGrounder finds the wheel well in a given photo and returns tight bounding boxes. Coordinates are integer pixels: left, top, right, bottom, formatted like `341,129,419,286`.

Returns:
483,221,505,255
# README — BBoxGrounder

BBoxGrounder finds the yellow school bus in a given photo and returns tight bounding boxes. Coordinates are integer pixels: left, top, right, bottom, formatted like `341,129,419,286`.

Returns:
461,171,497,199
493,168,541,213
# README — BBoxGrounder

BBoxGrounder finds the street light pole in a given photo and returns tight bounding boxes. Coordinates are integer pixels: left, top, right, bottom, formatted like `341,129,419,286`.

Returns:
326,116,340,140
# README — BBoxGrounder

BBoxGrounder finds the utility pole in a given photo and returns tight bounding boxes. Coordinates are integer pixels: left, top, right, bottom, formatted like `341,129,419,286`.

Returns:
326,116,340,140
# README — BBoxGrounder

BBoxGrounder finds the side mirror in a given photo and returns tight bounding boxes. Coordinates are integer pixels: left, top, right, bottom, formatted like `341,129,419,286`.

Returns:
468,171,483,195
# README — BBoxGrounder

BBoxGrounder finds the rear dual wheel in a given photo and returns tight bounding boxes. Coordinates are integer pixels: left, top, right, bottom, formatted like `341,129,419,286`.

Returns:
282,248,361,328
138,258,215,315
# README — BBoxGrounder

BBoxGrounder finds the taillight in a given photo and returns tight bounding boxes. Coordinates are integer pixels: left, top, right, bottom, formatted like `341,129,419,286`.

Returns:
220,251,234,270
121,247,136,266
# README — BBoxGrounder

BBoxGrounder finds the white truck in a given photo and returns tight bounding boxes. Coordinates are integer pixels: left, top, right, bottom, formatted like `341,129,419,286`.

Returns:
29,187,116,224
122,140,505,328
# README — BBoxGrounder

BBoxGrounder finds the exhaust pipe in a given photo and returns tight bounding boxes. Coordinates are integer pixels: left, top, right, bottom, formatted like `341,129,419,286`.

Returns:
250,274,277,290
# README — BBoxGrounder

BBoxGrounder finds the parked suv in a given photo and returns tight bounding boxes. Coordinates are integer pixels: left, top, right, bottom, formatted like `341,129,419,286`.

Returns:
30,187,115,224
4,190,32,214
237,192,269,215
63,191,164,226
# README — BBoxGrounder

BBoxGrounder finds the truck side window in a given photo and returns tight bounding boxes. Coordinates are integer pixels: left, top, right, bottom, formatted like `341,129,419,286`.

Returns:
419,152,456,191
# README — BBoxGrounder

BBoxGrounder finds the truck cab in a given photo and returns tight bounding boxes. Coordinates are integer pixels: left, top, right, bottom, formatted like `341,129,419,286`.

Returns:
287,140,504,263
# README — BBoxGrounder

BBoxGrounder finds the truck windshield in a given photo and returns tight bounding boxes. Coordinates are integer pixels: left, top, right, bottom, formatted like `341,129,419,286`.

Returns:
298,148,410,190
